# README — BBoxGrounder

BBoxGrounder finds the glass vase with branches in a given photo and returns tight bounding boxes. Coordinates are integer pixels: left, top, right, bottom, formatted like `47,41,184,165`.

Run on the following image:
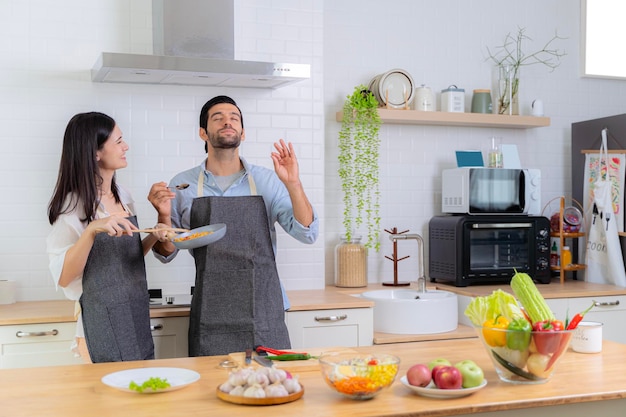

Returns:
487,27,566,115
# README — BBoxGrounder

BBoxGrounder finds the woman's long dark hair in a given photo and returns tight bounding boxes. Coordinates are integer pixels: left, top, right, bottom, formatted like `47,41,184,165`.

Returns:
48,112,121,225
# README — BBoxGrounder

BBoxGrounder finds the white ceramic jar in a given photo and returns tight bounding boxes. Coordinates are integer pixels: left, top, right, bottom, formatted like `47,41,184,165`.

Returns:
414,85,435,111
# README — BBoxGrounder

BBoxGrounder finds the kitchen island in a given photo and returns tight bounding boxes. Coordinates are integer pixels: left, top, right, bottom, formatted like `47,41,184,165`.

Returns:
1,338,625,417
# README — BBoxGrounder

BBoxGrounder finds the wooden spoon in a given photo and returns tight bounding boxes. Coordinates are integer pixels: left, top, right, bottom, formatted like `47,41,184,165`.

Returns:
132,227,190,234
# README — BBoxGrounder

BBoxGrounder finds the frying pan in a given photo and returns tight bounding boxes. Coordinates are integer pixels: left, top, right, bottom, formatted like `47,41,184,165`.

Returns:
170,223,227,250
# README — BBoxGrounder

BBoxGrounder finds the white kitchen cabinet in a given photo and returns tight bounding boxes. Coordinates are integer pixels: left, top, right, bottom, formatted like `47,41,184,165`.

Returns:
0,322,83,369
546,295,626,344
151,317,189,359
285,308,373,349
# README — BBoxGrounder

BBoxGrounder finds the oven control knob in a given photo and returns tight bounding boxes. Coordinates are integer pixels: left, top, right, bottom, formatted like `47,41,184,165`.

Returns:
537,244,549,252
538,229,549,238
537,258,549,269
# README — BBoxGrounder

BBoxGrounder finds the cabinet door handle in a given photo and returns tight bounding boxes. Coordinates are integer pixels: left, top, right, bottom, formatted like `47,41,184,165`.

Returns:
594,300,620,307
16,329,59,338
151,324,164,331
314,314,347,322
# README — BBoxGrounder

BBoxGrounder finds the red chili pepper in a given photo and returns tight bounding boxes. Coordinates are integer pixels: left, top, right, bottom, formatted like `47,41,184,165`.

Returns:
532,320,564,355
566,302,595,330
255,346,308,356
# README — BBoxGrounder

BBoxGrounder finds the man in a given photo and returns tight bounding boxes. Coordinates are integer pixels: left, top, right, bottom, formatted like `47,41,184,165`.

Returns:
148,95,318,356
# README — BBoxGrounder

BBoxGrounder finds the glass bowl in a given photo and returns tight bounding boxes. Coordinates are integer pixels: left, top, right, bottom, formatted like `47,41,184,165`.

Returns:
318,353,400,400
475,326,573,384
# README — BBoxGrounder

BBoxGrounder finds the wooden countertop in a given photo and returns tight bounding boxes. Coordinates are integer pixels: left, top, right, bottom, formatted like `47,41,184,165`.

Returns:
433,278,626,299
0,288,374,326
0,300,191,326
2,338,626,417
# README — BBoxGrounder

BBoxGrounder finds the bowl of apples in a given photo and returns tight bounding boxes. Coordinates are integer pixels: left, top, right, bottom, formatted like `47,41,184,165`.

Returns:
401,358,487,399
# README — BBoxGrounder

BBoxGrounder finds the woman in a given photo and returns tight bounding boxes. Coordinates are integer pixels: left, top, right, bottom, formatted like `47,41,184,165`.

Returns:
47,112,161,363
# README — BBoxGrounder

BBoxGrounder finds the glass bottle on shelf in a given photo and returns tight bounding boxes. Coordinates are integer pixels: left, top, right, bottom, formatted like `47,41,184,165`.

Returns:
550,240,560,267
562,246,572,267
488,136,503,168
335,235,368,287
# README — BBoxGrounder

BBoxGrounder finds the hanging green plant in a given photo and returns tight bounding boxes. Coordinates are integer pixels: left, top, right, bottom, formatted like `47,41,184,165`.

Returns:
338,85,382,251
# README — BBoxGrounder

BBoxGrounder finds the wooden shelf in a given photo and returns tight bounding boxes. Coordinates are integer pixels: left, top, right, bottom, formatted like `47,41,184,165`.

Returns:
551,197,586,284
551,264,586,272
335,108,551,129
551,232,585,239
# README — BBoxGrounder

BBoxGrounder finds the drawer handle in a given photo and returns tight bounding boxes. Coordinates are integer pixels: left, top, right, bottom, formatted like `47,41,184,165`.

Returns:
151,324,164,331
16,329,59,338
314,314,347,322
594,300,620,307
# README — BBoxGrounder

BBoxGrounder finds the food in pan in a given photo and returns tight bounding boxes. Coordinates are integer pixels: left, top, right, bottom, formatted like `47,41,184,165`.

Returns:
172,230,212,242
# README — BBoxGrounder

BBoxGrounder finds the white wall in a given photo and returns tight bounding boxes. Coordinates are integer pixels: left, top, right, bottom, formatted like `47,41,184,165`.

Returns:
0,0,324,301
2,0,626,302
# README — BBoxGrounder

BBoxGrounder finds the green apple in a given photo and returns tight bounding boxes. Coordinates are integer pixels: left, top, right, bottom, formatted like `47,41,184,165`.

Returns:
454,360,484,388
427,358,451,371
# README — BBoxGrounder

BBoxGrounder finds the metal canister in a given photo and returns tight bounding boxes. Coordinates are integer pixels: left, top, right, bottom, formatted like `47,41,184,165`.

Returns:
441,85,465,112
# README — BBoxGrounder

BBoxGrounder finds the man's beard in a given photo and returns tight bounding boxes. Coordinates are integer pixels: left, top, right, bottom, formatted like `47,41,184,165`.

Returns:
208,129,241,149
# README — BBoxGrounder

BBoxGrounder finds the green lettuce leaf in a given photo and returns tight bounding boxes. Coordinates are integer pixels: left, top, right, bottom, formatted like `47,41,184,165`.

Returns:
464,289,524,326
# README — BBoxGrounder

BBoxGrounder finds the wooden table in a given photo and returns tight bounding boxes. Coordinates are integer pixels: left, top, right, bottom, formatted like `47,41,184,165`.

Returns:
2,338,626,417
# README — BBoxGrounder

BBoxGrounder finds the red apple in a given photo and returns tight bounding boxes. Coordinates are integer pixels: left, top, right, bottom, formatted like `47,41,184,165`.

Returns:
431,364,448,381
406,364,432,387
433,366,463,389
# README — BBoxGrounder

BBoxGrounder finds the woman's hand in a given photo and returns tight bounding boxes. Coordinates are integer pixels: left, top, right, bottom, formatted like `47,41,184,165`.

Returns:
152,223,176,242
87,215,138,237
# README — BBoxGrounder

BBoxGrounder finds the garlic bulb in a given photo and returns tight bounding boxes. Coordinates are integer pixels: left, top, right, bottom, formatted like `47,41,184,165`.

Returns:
246,371,270,387
265,383,289,397
219,381,235,393
227,370,247,387
229,385,245,396
282,377,302,394
268,368,287,383
243,384,266,398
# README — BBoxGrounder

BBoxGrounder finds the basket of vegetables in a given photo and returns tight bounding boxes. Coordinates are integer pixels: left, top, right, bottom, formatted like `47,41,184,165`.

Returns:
465,272,592,384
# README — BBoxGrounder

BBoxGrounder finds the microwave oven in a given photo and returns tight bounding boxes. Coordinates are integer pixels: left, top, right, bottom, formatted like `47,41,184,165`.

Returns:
441,168,541,215
428,215,551,287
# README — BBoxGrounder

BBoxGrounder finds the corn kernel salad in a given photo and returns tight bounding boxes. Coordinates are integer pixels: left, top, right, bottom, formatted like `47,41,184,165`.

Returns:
173,230,211,242
324,355,399,398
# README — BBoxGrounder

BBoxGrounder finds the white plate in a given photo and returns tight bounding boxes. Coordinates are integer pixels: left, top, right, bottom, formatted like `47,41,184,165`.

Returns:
377,69,414,108
102,367,200,394
400,376,487,399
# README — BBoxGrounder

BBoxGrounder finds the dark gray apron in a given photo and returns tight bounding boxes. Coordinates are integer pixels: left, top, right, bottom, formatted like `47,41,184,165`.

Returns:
80,215,154,363
188,194,291,356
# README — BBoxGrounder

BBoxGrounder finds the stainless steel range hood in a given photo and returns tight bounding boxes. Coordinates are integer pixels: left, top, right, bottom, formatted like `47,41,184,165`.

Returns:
91,0,310,89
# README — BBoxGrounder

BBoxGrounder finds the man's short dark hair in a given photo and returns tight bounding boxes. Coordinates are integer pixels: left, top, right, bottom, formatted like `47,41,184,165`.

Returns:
199,95,244,130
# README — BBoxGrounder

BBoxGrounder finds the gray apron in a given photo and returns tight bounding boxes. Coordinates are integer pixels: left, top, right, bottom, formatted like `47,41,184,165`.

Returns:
80,215,154,363
188,173,291,356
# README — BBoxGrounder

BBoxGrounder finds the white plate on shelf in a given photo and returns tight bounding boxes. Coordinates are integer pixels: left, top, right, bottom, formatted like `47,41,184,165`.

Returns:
102,367,200,394
376,69,415,108
400,376,487,399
